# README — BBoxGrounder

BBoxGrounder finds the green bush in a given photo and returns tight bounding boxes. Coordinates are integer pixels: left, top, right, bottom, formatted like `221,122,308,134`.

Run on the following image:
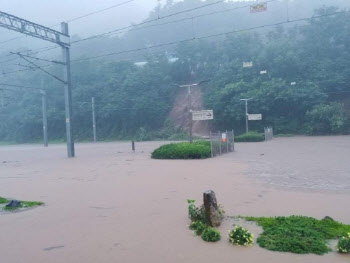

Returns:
229,226,254,246
189,221,206,236
0,197,9,204
235,131,265,142
151,141,211,159
187,199,206,223
304,102,347,135
246,215,350,255
201,227,221,242
338,234,350,253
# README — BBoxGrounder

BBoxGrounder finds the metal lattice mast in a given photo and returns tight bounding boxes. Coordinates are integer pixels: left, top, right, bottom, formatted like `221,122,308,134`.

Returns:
0,11,74,157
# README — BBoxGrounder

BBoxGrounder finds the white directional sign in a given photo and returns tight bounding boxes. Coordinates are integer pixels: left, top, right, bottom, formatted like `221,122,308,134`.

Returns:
243,61,253,68
248,114,262,121
192,110,214,121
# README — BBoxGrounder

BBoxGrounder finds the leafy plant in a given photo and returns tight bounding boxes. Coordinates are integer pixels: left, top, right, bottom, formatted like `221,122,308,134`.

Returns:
201,227,221,242
338,233,350,253
229,226,254,246
189,221,206,236
187,199,206,223
2,200,44,211
304,102,347,135
152,141,211,159
235,131,265,142
0,197,9,204
246,215,350,255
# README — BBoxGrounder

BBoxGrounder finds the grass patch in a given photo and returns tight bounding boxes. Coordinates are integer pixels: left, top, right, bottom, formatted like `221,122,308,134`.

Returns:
235,131,265,142
0,197,9,204
0,197,44,211
151,141,211,159
246,215,350,255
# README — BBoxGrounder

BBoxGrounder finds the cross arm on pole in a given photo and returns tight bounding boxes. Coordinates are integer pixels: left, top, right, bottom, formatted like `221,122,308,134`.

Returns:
0,11,70,46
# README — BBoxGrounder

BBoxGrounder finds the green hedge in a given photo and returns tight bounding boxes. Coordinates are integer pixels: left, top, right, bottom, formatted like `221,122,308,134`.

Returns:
151,141,211,159
235,131,265,142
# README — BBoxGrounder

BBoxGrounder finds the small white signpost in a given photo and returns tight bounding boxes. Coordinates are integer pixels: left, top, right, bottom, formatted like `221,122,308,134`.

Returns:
192,110,214,121
243,61,253,68
248,114,262,121
250,2,267,13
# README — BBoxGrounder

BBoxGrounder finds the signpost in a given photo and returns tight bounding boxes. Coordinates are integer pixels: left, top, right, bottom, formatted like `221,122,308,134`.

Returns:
248,114,262,121
243,62,253,68
192,110,214,121
250,2,267,13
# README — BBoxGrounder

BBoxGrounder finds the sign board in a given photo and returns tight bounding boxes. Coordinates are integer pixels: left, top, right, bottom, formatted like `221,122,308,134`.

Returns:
222,133,227,142
248,114,262,121
250,2,267,13
260,70,267,74
192,110,214,121
243,61,253,68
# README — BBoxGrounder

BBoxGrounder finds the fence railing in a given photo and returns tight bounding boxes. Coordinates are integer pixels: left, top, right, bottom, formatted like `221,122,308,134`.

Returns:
264,127,273,141
210,130,235,157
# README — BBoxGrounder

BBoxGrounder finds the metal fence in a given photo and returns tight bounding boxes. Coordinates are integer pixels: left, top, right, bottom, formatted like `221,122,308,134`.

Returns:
209,130,235,157
264,127,273,141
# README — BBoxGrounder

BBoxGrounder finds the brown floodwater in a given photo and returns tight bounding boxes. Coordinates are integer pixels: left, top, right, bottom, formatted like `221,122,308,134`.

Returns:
0,136,349,263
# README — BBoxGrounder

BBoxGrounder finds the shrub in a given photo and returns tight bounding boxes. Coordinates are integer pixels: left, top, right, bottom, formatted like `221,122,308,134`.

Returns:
304,102,347,135
201,227,221,242
229,226,254,246
187,199,206,223
246,215,350,255
189,221,206,236
338,234,350,253
0,197,9,204
151,141,211,159
235,131,264,142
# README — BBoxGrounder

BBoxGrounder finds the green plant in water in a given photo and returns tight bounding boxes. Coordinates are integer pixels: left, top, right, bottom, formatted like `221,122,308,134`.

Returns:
187,199,206,223
189,221,206,236
3,200,44,211
0,197,9,204
338,233,350,253
229,226,254,246
201,227,221,242
246,215,350,255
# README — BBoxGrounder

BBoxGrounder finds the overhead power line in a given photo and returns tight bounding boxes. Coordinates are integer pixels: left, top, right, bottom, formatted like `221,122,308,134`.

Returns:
0,82,40,90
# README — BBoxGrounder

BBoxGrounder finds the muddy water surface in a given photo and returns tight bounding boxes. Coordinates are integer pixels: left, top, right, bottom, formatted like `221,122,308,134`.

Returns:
0,137,349,263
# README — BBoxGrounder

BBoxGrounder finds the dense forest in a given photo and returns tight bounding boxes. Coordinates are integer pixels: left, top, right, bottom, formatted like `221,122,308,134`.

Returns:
0,0,350,143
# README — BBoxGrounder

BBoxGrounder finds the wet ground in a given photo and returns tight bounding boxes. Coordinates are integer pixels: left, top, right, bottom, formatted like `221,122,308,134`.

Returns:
0,136,349,263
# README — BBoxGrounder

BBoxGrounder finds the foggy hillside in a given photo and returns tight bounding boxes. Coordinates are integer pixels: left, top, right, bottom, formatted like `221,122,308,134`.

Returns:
1,0,350,142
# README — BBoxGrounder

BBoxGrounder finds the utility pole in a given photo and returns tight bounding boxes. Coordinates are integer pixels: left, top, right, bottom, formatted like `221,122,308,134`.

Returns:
92,97,97,142
174,80,209,143
41,80,48,147
240,98,253,133
61,22,75,157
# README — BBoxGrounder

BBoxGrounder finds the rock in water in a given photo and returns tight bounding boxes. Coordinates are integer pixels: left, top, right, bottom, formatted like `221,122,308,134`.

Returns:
322,216,334,222
5,200,21,208
203,190,222,227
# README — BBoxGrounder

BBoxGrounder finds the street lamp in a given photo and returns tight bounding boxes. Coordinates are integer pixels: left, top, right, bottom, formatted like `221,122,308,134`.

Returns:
240,98,253,133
